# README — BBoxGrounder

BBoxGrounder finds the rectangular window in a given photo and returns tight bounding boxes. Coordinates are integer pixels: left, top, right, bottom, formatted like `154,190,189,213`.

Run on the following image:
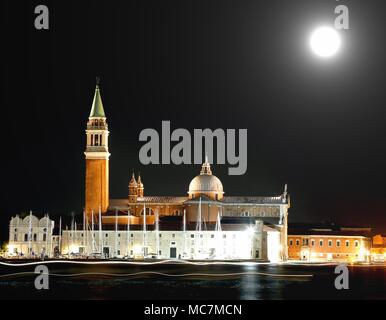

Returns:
319,240,323,246
302,238,309,246
311,240,315,247
190,234,194,238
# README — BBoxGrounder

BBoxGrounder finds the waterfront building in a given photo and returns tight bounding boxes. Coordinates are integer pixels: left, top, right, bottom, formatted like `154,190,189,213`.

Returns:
60,220,284,261
8,214,59,258
80,82,290,261
371,234,386,262
288,224,372,262
6,82,290,261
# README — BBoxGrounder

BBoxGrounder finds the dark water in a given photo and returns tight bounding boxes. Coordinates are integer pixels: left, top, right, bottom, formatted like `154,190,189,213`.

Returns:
0,261,384,300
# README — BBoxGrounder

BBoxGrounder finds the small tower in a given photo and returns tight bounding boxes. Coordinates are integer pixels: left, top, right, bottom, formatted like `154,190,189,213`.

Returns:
200,155,212,175
137,173,144,197
84,78,110,219
128,172,138,202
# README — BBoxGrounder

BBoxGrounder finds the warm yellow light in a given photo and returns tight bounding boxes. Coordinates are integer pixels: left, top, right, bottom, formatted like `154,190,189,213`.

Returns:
7,244,14,253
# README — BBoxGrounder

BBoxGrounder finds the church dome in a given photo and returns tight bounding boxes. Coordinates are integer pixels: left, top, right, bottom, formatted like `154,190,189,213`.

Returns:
188,157,224,200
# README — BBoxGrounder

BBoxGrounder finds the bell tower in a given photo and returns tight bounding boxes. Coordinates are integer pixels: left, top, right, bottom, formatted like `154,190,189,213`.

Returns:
84,78,110,219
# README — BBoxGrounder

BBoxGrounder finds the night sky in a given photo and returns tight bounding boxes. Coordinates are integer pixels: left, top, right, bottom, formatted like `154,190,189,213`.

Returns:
1,0,386,239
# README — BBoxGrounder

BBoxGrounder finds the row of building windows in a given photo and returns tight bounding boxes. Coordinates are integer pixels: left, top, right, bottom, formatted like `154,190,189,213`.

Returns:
68,233,235,239
138,209,183,216
17,232,240,242
289,238,360,248
17,234,49,242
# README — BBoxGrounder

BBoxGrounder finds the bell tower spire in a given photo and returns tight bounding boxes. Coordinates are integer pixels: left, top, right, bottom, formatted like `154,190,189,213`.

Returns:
84,78,110,219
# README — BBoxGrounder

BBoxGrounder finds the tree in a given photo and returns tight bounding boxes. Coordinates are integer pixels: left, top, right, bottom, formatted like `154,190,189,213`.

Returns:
0,241,8,256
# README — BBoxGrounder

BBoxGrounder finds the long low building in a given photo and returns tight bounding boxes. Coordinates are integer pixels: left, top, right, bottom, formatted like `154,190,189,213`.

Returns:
7,214,284,262
61,218,283,261
287,224,372,262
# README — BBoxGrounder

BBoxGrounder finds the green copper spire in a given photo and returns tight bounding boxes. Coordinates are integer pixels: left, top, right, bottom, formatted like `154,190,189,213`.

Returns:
89,77,106,118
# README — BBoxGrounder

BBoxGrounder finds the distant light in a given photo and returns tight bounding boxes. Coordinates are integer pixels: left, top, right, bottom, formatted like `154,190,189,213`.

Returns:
310,26,341,58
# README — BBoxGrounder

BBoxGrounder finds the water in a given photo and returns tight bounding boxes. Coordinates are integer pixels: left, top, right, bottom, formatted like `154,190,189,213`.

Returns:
0,262,384,300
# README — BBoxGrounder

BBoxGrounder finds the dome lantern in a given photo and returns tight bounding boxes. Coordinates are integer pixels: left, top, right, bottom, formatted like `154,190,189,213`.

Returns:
188,157,224,201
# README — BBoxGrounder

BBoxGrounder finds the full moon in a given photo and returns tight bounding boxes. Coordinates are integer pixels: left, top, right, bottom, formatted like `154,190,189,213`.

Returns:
310,26,341,58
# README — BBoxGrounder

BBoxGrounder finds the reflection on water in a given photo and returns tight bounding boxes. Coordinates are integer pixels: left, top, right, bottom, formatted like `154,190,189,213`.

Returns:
240,266,259,299
0,262,384,300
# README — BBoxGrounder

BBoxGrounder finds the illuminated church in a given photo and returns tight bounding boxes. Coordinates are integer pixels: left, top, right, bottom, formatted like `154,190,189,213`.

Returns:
80,82,290,260
6,83,289,261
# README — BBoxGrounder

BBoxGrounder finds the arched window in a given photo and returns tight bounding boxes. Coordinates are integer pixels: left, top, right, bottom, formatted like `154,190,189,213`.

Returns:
33,234,37,242
172,210,181,216
24,234,28,242
140,207,154,216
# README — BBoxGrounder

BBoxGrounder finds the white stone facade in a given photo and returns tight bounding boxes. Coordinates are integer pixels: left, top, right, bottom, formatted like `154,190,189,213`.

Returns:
7,215,284,261
8,214,59,258
60,221,283,261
